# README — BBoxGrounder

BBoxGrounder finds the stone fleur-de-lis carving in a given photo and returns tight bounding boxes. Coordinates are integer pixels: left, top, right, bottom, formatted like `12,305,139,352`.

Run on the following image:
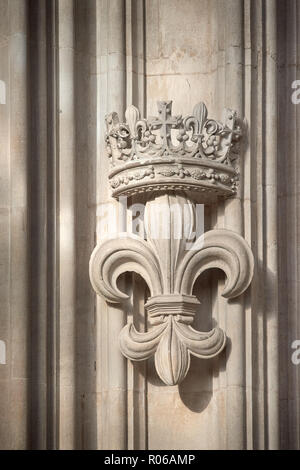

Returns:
89,193,254,386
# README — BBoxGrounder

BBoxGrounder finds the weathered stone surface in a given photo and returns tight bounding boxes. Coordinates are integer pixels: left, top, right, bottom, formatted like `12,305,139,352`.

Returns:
0,0,299,450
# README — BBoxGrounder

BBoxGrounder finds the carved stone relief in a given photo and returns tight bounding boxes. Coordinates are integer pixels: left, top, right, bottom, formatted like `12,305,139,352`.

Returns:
89,101,254,386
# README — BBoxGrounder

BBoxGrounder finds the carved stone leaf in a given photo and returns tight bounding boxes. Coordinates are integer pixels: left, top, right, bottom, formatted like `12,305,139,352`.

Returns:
190,169,205,180
176,229,254,299
157,169,177,177
174,322,226,358
119,322,167,361
89,232,163,302
154,317,190,386
105,111,120,133
193,102,208,134
132,170,147,180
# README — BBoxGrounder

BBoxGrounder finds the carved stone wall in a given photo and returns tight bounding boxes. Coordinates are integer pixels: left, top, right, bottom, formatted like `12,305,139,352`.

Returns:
0,0,299,450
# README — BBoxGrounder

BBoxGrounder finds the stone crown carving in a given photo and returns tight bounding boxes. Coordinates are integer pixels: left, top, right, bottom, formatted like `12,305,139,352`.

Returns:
106,101,242,200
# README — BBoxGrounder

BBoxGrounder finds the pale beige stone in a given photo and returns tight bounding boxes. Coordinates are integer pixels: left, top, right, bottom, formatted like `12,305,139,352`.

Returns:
0,0,299,451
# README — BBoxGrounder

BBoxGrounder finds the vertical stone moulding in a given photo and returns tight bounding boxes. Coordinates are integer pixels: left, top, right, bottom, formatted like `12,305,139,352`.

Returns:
90,101,254,386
